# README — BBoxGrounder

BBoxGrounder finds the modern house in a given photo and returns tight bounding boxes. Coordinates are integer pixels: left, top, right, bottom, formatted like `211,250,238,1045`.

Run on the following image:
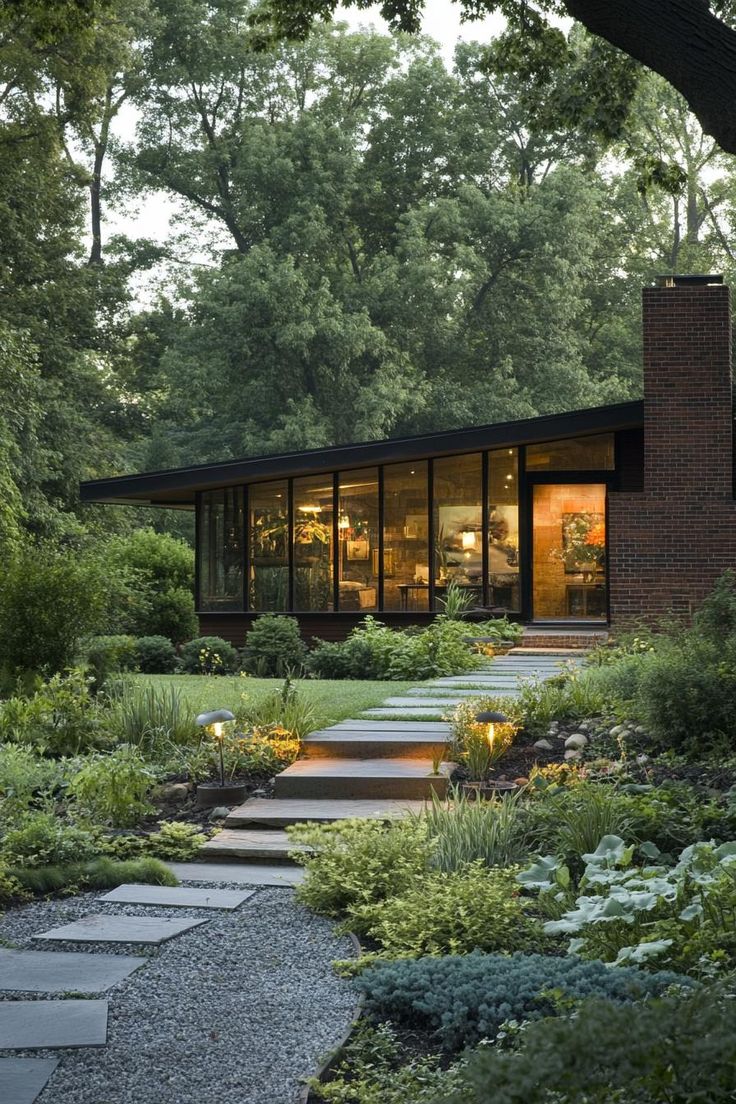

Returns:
81,275,735,643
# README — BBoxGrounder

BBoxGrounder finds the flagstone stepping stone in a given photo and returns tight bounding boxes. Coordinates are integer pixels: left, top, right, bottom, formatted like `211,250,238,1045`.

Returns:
379,697,466,708
167,861,304,887
99,884,254,910
34,915,208,945
0,1057,58,1104
0,1000,108,1050
0,949,145,993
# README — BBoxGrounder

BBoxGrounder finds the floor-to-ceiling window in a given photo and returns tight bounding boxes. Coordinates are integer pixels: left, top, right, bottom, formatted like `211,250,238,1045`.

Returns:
338,468,379,611
488,448,520,611
199,488,244,611
432,453,483,610
532,483,607,620
383,461,429,610
293,475,334,611
249,480,288,611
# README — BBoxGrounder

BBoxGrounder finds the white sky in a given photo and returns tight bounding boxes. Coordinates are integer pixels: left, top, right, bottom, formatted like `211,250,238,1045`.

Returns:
105,0,503,275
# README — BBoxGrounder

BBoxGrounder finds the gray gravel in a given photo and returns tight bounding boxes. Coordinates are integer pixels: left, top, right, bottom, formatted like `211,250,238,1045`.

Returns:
0,883,357,1104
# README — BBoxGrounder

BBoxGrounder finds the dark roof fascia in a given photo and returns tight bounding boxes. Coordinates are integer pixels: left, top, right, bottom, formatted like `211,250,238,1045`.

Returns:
80,399,644,505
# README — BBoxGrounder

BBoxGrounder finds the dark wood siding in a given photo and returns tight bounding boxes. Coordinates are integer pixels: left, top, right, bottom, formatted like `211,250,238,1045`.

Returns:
199,611,440,646
615,427,645,492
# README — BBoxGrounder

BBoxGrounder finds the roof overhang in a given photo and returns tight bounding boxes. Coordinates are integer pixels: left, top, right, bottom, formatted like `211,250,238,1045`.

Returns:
80,400,644,507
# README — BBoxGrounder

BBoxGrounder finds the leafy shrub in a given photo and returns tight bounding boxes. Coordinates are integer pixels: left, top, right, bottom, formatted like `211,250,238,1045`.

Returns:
422,790,530,872
85,634,138,687
179,635,239,674
68,744,157,827
1,811,99,868
105,681,197,753
446,987,736,1104
0,670,102,756
13,856,178,896
240,615,307,677
353,863,539,957
290,818,432,926
358,951,689,1051
0,744,66,817
306,616,481,681
631,636,736,754
309,1021,461,1104
135,635,178,674
106,529,197,644
146,820,207,860
185,720,301,783
0,544,109,678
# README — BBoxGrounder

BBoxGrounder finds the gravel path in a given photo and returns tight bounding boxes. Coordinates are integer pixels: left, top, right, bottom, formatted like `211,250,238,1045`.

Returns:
0,884,356,1104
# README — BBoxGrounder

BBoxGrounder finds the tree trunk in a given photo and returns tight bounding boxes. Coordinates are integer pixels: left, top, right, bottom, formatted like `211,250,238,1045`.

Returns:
563,0,736,155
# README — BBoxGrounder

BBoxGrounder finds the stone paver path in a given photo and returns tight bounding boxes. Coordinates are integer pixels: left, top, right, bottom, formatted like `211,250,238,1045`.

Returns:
203,648,582,860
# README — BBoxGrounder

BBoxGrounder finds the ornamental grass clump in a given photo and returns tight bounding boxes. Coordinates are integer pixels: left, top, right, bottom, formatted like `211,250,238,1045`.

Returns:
357,950,690,1051
421,789,530,871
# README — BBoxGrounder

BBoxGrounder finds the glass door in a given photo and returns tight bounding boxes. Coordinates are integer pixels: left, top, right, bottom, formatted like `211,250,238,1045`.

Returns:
532,484,607,620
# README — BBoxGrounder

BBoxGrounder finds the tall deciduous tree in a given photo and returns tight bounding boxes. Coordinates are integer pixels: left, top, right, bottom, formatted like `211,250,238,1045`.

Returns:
256,0,736,158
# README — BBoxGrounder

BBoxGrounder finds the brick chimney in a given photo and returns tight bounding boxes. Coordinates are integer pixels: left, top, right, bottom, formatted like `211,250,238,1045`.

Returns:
642,275,732,496
608,275,736,624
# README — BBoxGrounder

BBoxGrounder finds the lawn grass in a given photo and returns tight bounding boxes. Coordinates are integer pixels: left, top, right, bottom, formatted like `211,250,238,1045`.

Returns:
133,674,415,732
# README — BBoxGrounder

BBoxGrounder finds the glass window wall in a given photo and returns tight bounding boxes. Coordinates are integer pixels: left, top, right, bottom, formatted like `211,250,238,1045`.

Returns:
338,468,379,611
526,433,614,471
293,475,334,611
383,461,429,610
488,449,520,611
432,453,482,610
199,488,244,611
249,480,288,611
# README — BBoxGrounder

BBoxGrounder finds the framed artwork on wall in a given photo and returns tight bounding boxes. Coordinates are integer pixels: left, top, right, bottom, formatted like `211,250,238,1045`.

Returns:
347,538,370,561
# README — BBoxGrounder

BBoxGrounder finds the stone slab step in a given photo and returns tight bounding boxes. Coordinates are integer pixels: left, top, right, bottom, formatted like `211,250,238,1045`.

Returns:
35,915,207,946
274,757,455,800
0,1001,108,1050
303,729,451,759
413,682,521,692
99,884,254,910
225,797,431,827
199,827,308,858
168,860,304,885
325,719,452,731
0,1057,58,1104
0,949,145,994
362,707,456,718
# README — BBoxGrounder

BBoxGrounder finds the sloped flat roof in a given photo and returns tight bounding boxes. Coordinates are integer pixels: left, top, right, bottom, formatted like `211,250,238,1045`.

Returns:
80,399,643,507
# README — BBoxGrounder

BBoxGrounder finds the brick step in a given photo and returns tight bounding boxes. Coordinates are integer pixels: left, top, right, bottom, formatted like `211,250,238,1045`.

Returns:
225,797,431,827
304,729,452,759
273,757,456,800
199,828,306,862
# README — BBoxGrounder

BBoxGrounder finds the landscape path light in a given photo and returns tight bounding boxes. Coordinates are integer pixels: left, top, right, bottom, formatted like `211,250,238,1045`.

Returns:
196,708,236,789
474,709,509,760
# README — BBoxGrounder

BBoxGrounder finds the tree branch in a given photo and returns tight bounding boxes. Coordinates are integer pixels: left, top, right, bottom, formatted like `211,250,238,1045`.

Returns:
563,0,736,154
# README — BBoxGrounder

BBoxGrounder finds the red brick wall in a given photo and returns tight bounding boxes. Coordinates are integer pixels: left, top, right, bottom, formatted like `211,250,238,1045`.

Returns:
608,280,736,623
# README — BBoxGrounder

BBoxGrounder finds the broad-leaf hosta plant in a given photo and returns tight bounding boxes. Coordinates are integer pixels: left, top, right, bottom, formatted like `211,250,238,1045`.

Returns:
522,834,736,970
